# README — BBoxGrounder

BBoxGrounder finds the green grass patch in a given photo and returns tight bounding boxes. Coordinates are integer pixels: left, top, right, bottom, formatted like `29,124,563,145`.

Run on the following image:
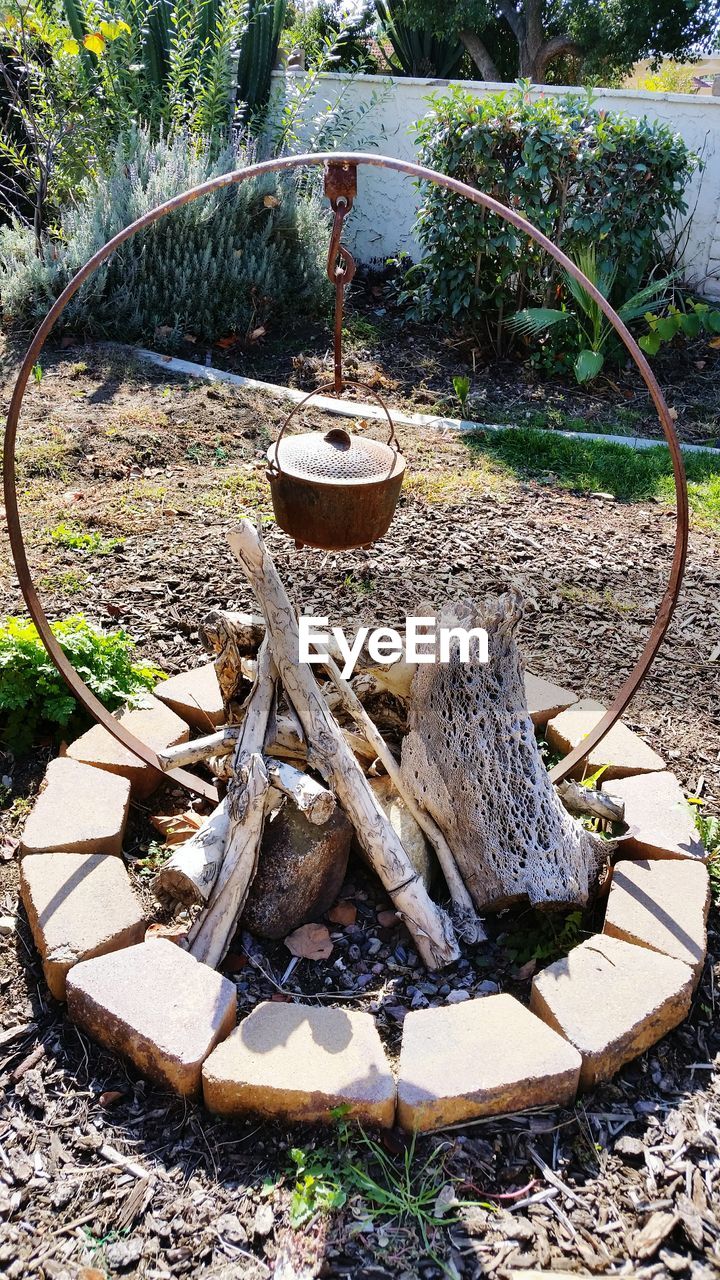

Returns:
465,428,720,530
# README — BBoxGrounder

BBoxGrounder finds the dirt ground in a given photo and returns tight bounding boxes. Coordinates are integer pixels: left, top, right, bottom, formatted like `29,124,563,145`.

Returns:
0,341,719,1279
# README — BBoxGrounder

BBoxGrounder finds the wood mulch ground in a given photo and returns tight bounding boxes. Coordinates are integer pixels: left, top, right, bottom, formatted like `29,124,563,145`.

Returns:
0,341,718,1279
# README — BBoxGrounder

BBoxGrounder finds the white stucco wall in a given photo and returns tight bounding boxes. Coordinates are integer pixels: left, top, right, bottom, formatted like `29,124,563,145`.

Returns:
271,71,720,299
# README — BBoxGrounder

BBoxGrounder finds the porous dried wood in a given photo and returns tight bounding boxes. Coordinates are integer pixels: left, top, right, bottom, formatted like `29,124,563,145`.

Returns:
400,595,607,913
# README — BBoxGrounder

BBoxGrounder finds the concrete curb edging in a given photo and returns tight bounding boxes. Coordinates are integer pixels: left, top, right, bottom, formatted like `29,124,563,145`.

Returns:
132,347,720,457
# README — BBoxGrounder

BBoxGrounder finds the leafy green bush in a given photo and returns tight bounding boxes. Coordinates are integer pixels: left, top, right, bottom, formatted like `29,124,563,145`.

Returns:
0,125,330,342
0,614,163,752
407,86,696,347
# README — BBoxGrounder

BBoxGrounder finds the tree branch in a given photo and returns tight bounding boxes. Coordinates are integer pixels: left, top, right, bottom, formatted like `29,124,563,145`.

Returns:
534,34,583,80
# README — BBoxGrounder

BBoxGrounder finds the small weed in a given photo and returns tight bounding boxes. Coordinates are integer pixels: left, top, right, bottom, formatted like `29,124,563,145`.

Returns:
452,374,471,416
288,1146,348,1227
694,810,720,904
343,314,383,344
557,584,636,614
68,361,88,379
49,523,124,555
343,572,376,596
38,569,89,595
502,907,585,967
134,841,171,878
197,469,273,516
7,795,33,824
284,1109,487,1275
31,362,43,384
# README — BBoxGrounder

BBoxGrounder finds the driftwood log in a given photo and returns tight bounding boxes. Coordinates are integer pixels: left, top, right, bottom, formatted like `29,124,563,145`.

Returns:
401,597,608,913
227,521,459,969
185,637,276,966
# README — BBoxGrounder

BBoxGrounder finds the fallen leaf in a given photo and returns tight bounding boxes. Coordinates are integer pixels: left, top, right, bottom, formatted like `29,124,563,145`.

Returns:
99,1090,126,1108
327,901,356,926
377,908,399,927
150,811,204,844
216,335,238,349
284,923,333,961
223,952,247,973
249,326,266,341
710,336,720,349
668,407,678,420
0,835,19,862
155,324,174,339
144,922,188,944
263,195,279,208
514,957,537,981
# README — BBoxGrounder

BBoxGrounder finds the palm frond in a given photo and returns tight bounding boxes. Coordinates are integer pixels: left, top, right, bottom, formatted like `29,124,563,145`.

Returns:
617,273,676,323
505,307,571,339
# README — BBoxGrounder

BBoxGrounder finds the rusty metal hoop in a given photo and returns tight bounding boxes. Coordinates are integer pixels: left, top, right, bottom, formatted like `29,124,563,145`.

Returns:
3,151,689,792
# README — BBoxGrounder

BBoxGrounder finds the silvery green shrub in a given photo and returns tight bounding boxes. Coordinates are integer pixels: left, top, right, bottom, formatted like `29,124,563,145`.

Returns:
0,125,330,343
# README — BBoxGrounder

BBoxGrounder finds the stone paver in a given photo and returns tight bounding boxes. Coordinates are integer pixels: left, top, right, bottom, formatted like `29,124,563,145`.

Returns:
20,758,131,857
154,663,224,730
602,771,705,861
545,699,665,778
530,935,694,1089
603,859,710,983
20,853,146,999
67,695,189,798
524,672,578,727
396,994,581,1132
202,1001,396,1126
67,939,236,1097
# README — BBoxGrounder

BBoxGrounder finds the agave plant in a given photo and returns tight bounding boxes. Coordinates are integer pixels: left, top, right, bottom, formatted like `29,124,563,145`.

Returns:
506,246,675,384
375,0,462,78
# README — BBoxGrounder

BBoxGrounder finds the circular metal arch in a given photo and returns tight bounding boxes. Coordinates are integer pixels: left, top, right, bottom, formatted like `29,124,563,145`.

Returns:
3,151,689,793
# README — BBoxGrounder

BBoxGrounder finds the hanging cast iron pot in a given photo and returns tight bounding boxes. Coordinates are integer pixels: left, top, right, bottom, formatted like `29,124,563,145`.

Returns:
266,380,405,551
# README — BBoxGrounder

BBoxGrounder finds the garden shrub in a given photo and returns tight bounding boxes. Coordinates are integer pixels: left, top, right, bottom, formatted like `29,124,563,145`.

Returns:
407,86,697,343
0,125,330,343
0,613,163,752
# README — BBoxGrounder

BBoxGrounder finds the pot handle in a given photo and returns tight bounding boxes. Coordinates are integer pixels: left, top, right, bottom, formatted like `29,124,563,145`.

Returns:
268,379,400,476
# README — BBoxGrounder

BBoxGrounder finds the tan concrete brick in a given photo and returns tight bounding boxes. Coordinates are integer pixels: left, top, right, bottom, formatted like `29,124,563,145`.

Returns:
602,771,705,861
20,853,145,999
67,939,236,1098
530,935,694,1089
20,758,130,857
154,663,224,730
603,859,710,983
546,699,665,779
396,994,581,1132
67,695,189,798
202,1001,395,1127
524,672,578,727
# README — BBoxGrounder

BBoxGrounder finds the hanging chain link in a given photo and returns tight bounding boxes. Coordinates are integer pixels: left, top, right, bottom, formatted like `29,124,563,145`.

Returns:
324,162,358,393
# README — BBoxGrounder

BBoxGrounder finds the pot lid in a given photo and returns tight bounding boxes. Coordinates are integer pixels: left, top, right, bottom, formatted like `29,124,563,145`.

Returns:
268,426,404,484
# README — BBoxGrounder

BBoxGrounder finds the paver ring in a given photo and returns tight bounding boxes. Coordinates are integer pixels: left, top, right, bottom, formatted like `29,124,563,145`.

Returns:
2,151,689,789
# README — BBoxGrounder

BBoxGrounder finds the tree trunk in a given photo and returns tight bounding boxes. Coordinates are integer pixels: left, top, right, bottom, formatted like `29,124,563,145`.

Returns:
460,28,501,80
